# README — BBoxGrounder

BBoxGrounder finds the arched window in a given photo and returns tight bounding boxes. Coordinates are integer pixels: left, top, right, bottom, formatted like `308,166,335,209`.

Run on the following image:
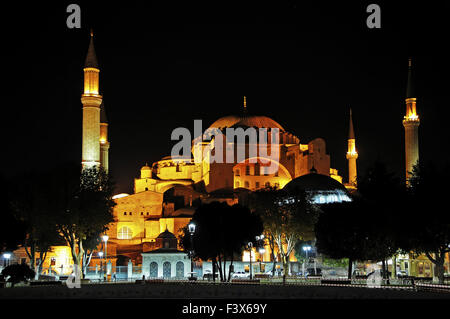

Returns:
150,262,158,278
163,261,171,278
245,181,250,188
118,226,133,239
176,261,184,278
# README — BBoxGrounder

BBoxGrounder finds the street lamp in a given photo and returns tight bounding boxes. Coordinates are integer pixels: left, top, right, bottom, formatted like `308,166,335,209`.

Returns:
98,251,103,280
102,235,109,281
2,253,11,267
248,242,253,279
303,245,311,260
259,248,265,273
188,221,196,280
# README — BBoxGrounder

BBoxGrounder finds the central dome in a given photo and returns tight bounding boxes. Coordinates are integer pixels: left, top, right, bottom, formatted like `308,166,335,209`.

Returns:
209,114,285,131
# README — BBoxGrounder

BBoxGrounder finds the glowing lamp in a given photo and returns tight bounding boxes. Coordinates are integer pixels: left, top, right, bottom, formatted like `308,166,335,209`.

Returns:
102,235,109,242
2,253,11,259
188,222,196,234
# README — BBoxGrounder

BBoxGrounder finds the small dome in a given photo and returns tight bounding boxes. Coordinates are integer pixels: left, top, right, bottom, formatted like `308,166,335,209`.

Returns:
285,173,347,192
284,173,351,204
157,229,177,239
141,163,151,170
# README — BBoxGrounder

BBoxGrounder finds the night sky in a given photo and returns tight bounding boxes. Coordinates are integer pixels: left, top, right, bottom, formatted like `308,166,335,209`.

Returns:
2,2,450,194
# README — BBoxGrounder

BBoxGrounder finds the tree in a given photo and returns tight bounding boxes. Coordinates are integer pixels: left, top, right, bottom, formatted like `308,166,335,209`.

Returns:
250,188,319,277
0,174,26,255
180,202,263,282
50,164,115,278
9,171,63,274
397,162,450,284
356,161,404,280
1,264,35,287
315,200,369,279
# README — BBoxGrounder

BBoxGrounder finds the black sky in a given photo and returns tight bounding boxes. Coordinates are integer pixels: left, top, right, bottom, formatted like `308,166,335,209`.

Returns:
2,1,450,193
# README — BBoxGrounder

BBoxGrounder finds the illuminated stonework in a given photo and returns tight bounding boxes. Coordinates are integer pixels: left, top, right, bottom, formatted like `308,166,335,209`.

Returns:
403,60,420,183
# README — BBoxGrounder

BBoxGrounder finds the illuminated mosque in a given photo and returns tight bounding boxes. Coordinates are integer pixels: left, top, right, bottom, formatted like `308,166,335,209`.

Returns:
10,32,434,279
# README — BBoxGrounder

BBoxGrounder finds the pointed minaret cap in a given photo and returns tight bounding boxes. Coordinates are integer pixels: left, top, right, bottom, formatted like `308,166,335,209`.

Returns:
85,29,99,68
406,57,415,99
100,100,108,123
348,108,355,139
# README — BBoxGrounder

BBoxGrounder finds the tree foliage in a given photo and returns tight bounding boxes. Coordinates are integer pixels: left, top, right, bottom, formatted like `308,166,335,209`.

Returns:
1,264,35,287
397,162,450,283
0,174,26,254
49,164,115,277
249,187,319,277
180,202,263,281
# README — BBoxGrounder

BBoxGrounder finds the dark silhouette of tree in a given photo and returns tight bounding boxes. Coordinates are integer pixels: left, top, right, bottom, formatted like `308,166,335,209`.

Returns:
315,200,370,279
357,161,404,280
0,174,25,255
180,202,263,281
49,163,116,278
9,171,63,274
397,162,450,284
1,264,35,287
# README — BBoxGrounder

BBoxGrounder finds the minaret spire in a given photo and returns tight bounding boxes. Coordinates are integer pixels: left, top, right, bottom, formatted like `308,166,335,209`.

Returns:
85,29,98,69
348,108,355,139
346,107,358,187
403,57,420,184
243,96,247,114
81,30,102,169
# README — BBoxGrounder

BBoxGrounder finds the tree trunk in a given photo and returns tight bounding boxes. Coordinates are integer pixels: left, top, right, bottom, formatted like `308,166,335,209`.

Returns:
223,256,227,282
282,254,289,278
347,258,353,279
228,259,234,282
216,256,223,282
212,258,217,282
434,252,445,285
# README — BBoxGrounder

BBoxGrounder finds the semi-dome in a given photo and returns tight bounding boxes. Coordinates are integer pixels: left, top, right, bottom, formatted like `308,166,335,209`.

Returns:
209,114,285,131
284,172,351,204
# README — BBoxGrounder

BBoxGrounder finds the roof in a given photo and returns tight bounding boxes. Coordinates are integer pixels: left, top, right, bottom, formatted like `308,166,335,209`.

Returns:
100,101,108,123
406,58,415,99
156,229,177,239
142,248,186,254
209,114,285,131
284,172,348,193
348,108,355,139
84,31,98,68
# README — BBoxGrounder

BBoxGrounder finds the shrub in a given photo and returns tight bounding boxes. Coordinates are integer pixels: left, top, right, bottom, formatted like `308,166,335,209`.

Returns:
1,264,35,287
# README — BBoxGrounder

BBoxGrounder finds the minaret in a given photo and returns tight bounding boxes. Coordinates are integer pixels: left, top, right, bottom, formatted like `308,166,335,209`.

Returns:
346,108,358,187
402,58,420,184
81,30,102,169
243,96,247,115
100,100,110,172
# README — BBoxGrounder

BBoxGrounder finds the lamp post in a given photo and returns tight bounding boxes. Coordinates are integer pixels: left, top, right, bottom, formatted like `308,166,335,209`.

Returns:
248,242,253,279
256,234,265,274
2,253,11,267
188,221,196,280
259,248,265,273
303,246,311,277
102,235,109,281
98,251,103,280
